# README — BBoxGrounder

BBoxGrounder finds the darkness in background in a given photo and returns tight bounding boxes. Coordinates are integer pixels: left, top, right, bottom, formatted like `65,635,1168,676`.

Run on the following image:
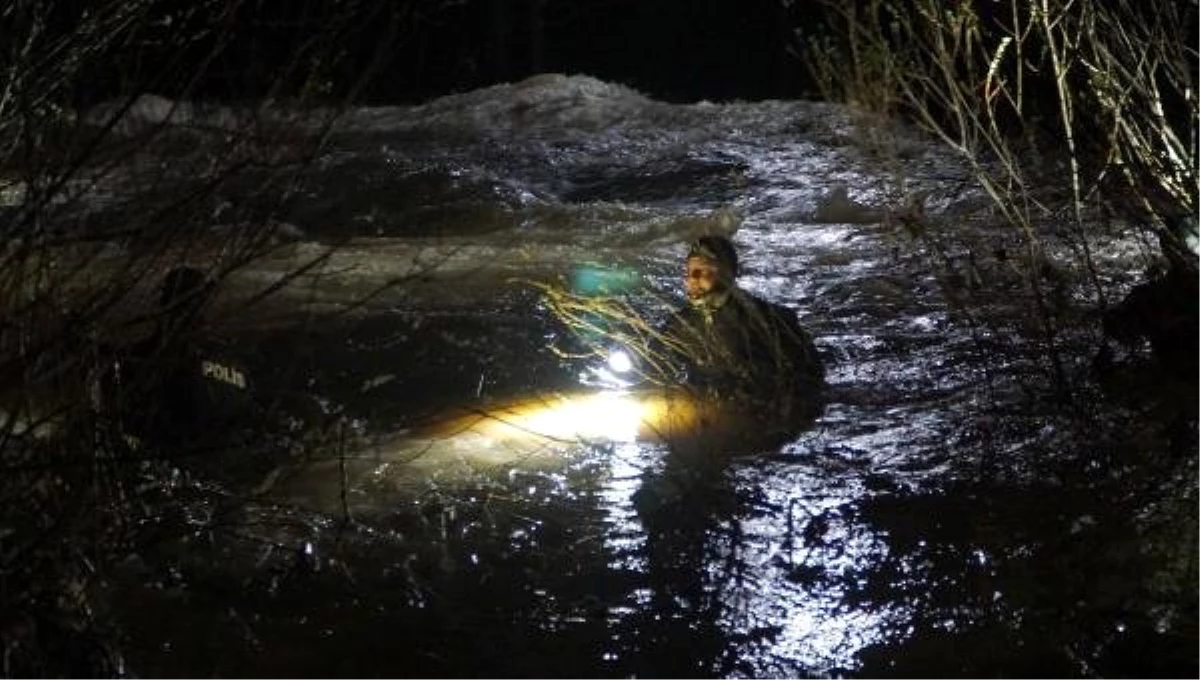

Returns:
413,0,813,103
58,0,819,106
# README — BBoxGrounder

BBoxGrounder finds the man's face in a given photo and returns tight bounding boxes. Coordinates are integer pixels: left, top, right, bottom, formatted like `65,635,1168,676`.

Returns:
685,255,723,300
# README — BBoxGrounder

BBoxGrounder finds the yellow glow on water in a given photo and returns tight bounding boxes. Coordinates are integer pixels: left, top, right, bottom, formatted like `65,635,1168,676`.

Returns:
422,389,718,448
488,391,647,443
335,388,810,482
564,392,649,441
279,391,704,511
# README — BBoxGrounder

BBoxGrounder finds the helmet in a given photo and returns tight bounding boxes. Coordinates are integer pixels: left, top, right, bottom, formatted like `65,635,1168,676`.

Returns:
687,235,739,278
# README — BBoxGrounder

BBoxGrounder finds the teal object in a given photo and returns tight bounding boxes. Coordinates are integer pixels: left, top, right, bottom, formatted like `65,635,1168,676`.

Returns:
568,264,642,349
571,265,641,296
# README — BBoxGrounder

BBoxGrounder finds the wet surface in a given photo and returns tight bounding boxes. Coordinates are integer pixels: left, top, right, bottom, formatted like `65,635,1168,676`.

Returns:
84,76,1196,677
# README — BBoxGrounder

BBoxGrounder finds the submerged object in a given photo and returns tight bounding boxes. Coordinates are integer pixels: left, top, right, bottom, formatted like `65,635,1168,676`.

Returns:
405,386,818,466
271,386,819,513
420,389,705,446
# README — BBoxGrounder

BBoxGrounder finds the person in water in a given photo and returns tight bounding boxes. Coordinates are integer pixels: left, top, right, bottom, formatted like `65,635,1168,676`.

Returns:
656,235,825,418
96,266,290,485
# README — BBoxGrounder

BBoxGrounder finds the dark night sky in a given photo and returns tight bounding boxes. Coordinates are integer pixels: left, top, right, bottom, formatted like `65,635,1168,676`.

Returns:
68,0,821,106
401,0,815,103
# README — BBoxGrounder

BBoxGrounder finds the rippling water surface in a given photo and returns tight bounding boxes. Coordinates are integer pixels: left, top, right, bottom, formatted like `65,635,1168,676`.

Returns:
96,75,1195,677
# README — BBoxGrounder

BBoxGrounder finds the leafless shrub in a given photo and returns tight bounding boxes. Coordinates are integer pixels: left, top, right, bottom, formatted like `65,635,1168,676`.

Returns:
801,0,1197,387
0,0,427,673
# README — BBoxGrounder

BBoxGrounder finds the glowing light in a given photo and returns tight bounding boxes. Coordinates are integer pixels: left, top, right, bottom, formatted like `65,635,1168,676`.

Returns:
421,388,716,449
404,388,746,471
508,391,647,443
607,349,633,374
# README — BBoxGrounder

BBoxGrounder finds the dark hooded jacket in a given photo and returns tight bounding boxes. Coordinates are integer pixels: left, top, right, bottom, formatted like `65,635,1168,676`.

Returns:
95,268,262,463
659,287,825,416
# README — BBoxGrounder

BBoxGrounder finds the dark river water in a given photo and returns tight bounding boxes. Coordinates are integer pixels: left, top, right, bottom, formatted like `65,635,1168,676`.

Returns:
77,75,1196,677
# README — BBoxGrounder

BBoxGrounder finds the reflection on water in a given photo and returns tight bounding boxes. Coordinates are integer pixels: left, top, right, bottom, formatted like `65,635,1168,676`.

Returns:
105,265,1197,679
111,310,1197,677
235,381,961,676
101,75,1195,677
